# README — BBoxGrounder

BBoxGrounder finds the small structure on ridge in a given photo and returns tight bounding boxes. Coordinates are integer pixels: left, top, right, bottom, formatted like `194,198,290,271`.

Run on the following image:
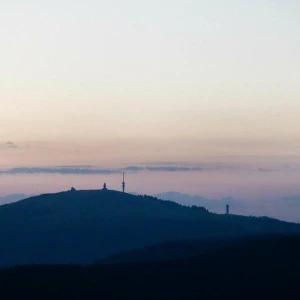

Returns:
226,204,230,215
122,172,126,193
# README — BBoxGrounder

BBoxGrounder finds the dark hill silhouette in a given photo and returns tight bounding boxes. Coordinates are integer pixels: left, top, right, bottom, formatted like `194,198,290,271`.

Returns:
95,236,272,264
96,238,237,264
1,235,300,299
0,189,300,266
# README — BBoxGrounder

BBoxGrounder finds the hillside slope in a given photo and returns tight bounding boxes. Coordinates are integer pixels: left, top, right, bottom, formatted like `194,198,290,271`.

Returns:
95,237,260,264
1,235,300,299
0,189,299,266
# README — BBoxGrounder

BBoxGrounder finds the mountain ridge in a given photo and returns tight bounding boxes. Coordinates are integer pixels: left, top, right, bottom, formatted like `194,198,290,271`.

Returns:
0,189,299,266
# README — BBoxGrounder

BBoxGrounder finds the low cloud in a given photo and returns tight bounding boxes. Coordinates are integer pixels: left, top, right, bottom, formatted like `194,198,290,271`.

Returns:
0,165,204,175
1,161,300,176
0,141,18,149
257,166,300,173
146,166,203,172
258,168,274,172
7,142,18,148
0,167,120,175
124,166,144,171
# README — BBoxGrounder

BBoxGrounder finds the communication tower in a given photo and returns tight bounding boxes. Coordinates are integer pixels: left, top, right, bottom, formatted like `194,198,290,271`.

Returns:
122,172,126,193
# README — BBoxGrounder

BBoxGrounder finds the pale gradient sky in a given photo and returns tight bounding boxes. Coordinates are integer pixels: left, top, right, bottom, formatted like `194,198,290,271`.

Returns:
1,1,300,214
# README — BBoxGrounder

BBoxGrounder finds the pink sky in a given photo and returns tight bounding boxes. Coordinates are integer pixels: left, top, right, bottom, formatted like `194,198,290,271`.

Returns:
1,1,300,222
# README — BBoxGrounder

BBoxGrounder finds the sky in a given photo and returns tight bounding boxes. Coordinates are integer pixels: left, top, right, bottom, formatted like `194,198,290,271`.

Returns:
1,1,300,220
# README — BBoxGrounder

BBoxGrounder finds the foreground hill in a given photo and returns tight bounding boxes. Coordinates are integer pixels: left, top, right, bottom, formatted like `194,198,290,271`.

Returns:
0,189,299,266
96,237,259,264
1,235,300,299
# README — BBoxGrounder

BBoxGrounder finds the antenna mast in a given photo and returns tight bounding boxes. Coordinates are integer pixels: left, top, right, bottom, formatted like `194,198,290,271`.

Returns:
122,172,126,193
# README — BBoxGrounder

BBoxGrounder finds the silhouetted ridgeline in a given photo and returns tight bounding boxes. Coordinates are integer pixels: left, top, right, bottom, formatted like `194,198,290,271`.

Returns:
1,235,300,299
0,189,299,266
95,236,277,265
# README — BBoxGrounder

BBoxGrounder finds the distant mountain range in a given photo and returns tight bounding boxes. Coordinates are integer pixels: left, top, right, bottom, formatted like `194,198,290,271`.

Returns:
154,191,246,214
155,191,300,222
0,189,300,266
0,193,28,205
